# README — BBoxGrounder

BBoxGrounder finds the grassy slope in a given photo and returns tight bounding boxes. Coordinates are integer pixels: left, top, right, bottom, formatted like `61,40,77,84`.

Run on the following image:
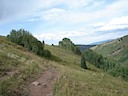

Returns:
0,37,128,96
46,45,128,96
0,36,51,96
91,35,128,65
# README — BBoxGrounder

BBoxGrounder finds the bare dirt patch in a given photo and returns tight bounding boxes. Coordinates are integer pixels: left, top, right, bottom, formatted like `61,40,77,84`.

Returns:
29,67,60,96
112,48,122,55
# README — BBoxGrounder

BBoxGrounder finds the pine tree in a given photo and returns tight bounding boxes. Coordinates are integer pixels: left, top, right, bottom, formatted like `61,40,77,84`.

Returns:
81,54,87,69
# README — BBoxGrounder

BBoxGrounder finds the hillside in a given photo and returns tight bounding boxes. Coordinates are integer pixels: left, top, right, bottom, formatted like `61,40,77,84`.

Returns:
90,39,113,45
0,36,51,96
0,36,128,96
85,35,128,81
91,35,128,65
46,45,128,96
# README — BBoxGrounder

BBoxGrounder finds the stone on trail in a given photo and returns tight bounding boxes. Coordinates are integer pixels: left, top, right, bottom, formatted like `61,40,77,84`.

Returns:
32,81,41,86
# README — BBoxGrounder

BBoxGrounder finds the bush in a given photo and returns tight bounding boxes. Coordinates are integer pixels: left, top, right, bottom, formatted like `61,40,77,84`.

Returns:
84,49,128,81
59,38,81,55
81,55,87,69
44,50,51,58
7,29,51,58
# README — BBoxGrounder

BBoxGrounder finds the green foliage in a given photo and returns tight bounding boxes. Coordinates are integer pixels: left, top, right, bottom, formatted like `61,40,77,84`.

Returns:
1,36,128,96
7,29,51,58
59,38,81,55
93,35,128,65
0,52,21,76
0,36,44,96
81,55,87,69
84,49,128,81
43,50,51,58
84,49,119,70
90,35,128,81
108,65,128,81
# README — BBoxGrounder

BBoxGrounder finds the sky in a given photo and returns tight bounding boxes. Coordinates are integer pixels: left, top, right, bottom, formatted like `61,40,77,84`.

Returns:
0,0,128,45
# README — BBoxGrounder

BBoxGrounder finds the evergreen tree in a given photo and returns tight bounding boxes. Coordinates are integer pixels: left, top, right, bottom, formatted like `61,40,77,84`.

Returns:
81,54,87,69
59,38,81,55
84,49,128,81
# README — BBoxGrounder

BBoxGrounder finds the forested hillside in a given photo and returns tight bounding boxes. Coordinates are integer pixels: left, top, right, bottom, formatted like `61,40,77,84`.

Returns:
92,35,128,65
83,35,128,81
0,30,128,96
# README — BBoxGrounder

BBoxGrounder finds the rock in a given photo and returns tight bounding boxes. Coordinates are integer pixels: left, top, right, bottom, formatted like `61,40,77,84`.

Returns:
32,81,41,86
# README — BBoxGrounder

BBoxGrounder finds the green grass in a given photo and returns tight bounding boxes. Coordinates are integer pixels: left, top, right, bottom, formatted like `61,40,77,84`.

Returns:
46,45,128,96
91,35,128,65
1,36,128,96
45,45,81,69
0,37,48,96
53,62,128,96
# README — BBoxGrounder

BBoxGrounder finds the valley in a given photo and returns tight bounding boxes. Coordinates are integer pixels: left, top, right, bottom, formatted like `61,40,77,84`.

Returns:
0,34,128,96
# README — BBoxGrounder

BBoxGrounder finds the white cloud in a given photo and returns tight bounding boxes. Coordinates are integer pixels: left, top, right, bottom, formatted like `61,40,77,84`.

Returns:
94,22,105,27
72,31,128,44
34,31,89,41
1,0,128,25
0,0,65,24
95,0,128,17
0,0,128,44
42,8,66,21
66,0,90,8
34,30,97,44
0,0,105,24
98,24,128,31
91,1,105,8
110,16,128,25
96,16,128,31
35,0,128,25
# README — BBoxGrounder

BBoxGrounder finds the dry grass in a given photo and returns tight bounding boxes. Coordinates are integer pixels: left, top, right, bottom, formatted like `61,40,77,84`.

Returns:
0,37,49,96
1,37,128,96
45,45,128,96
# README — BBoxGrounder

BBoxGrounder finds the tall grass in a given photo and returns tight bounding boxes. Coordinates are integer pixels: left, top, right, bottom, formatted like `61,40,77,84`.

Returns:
1,37,128,96
45,45,128,96
0,37,47,96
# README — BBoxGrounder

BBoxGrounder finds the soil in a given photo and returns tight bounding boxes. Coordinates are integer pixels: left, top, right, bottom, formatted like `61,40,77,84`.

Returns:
29,67,59,96
112,48,122,55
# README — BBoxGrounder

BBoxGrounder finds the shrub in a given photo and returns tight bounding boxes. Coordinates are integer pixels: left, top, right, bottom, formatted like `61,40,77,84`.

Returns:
81,55,87,69
59,38,81,55
84,49,128,81
7,29,51,58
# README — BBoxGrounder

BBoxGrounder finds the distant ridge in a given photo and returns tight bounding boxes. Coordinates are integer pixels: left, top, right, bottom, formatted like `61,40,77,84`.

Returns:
76,45,96,52
90,39,114,45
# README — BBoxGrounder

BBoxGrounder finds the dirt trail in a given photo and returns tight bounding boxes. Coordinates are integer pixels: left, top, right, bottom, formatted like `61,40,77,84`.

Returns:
29,67,60,96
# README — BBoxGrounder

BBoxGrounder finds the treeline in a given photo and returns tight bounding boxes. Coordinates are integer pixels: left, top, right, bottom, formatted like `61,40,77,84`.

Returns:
7,29,51,58
59,38,81,55
83,49,128,81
